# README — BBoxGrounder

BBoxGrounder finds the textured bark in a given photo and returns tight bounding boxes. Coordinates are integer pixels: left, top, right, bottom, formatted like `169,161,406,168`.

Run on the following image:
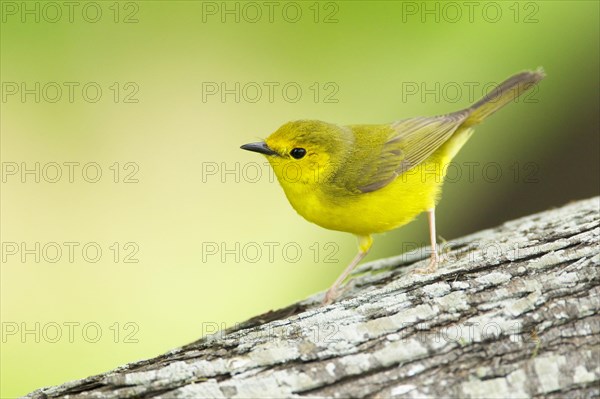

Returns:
26,197,600,399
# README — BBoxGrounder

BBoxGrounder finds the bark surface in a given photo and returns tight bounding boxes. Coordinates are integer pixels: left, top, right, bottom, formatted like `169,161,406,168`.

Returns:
26,197,600,399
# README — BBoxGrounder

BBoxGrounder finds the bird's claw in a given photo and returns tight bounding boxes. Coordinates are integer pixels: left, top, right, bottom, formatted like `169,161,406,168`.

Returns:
413,256,439,274
322,281,355,305
322,288,338,305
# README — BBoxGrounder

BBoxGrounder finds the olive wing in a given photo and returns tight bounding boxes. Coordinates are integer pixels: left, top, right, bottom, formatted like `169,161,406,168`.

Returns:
334,111,469,194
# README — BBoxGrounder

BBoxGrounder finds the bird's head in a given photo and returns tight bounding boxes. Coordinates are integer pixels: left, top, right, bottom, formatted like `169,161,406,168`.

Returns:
241,120,352,187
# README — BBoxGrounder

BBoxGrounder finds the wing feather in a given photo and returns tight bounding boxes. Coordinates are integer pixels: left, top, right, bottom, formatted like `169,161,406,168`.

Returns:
336,110,469,194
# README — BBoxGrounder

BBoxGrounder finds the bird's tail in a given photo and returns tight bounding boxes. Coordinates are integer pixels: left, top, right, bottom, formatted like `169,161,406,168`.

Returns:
462,68,545,127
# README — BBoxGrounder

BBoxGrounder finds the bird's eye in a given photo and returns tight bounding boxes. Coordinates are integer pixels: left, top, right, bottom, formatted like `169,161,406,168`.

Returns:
290,148,306,159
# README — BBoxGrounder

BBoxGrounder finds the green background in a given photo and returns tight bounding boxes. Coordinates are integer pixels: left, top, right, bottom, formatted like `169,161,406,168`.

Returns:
1,1,598,397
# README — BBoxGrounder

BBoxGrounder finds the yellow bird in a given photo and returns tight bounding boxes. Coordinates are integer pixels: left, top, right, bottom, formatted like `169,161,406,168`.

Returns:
241,69,545,304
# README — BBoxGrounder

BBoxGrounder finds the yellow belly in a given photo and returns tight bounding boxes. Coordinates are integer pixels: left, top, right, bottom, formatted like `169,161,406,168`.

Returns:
282,127,474,236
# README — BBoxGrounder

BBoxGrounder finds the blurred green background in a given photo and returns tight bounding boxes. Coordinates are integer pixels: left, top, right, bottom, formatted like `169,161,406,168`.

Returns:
1,1,598,397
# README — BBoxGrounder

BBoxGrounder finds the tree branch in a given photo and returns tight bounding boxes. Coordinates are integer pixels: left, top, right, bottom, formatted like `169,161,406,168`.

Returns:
26,197,600,399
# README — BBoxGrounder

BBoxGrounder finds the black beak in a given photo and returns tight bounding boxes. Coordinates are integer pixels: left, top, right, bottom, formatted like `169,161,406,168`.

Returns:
240,142,278,156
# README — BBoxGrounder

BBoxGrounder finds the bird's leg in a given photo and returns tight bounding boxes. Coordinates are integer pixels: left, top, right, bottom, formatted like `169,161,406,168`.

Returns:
323,235,372,305
414,208,440,274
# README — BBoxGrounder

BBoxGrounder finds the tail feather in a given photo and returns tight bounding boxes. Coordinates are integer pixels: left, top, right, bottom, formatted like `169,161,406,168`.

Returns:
462,68,545,127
